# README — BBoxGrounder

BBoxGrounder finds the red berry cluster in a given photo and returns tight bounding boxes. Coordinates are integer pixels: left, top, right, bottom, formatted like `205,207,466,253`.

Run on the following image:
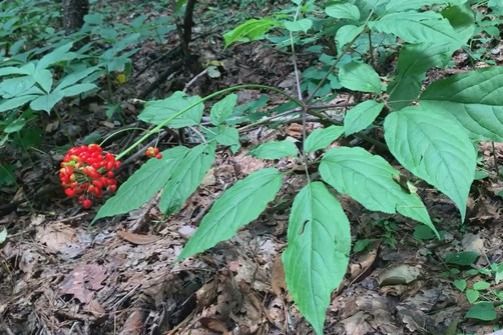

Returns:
59,144,120,209
145,147,162,159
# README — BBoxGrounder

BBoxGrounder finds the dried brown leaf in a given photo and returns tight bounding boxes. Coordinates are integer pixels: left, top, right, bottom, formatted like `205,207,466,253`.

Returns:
377,264,420,286
119,309,143,335
36,222,77,253
117,230,161,245
59,264,107,304
19,250,41,275
86,299,106,318
199,317,231,335
271,254,286,296
196,280,218,307
348,242,379,284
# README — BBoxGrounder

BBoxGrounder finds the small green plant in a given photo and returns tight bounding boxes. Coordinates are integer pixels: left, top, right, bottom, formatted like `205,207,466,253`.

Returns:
448,252,503,321
0,0,178,154
76,0,503,333
0,42,99,145
374,219,398,247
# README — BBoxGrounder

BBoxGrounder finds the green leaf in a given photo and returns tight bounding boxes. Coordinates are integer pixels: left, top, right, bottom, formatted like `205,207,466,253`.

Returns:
37,42,76,69
419,67,503,142
453,279,466,292
444,251,479,266
326,3,361,21
368,11,462,47
353,239,372,253
60,83,97,97
4,118,26,133
159,143,216,215
93,146,189,222
388,43,454,110
384,107,477,221
465,302,497,321
283,18,313,33
465,289,479,304
210,93,237,125
29,90,65,112
283,182,351,335
224,18,280,47
304,125,344,153
335,25,364,51
55,66,100,91
0,95,38,113
215,126,240,148
441,4,475,44
413,225,436,240
251,140,298,160
339,62,382,93
473,281,490,291
385,0,446,12
344,100,384,135
0,64,34,77
0,76,36,98
177,167,283,261
32,69,53,93
320,147,437,236
489,0,503,15
138,91,204,128
495,263,503,284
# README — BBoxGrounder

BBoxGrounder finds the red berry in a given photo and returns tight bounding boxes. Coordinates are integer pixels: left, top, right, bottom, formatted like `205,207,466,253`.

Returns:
145,147,160,158
64,188,76,197
82,199,92,209
61,144,121,207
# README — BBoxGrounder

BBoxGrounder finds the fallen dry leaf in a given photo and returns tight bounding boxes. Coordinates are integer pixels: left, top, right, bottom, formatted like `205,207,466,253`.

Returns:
117,230,161,245
349,242,379,284
232,153,266,176
119,309,144,335
59,264,108,304
341,311,373,335
36,222,77,253
199,317,231,335
377,264,420,286
18,249,42,275
271,254,286,296
196,279,218,308
86,299,106,318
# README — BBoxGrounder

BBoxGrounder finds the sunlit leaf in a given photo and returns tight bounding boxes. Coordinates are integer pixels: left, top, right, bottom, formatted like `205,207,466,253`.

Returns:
251,140,298,159
339,62,383,93
344,100,384,135
384,106,476,221
139,91,204,128
93,147,189,222
177,168,283,261
320,146,437,235
420,66,503,142
304,126,344,153
159,143,216,215
283,182,351,335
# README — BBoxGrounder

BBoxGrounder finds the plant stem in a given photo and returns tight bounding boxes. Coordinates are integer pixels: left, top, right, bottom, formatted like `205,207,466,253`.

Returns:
115,84,306,161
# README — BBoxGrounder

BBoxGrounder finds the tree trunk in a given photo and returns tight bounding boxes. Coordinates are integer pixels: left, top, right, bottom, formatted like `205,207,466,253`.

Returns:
62,0,89,34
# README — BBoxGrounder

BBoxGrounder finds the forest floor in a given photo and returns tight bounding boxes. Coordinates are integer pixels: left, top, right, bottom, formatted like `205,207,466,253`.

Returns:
1,1,503,335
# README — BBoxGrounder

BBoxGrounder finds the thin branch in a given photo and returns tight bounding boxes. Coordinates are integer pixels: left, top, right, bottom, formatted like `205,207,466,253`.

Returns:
183,68,208,93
